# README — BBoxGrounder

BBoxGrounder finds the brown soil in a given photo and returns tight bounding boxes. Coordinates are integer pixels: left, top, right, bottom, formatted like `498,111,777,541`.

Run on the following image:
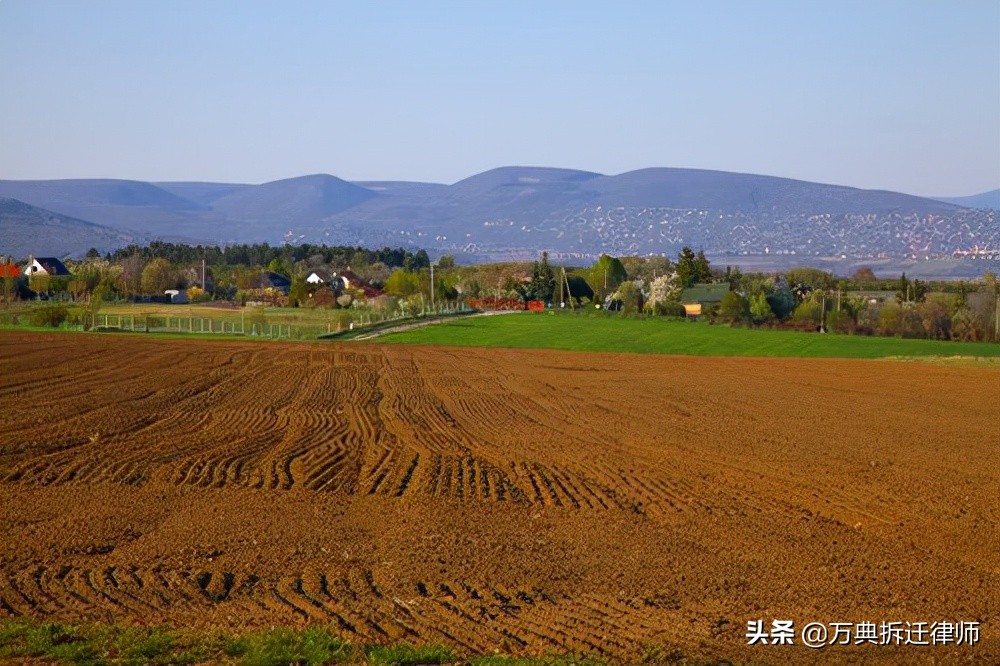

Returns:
1,332,997,663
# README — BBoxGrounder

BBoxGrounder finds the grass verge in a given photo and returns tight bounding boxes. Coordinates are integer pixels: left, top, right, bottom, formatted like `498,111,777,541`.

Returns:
0,617,610,666
376,310,1000,359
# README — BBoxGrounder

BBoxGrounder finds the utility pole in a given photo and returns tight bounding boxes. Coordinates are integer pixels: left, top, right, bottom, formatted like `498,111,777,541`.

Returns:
430,260,437,313
995,289,999,341
201,257,206,292
557,266,564,307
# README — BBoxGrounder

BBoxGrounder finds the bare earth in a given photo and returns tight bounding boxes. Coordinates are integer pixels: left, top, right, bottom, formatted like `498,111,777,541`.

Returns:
1,332,997,663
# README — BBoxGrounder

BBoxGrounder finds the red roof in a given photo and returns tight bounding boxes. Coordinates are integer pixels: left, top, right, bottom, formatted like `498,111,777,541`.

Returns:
0,263,21,279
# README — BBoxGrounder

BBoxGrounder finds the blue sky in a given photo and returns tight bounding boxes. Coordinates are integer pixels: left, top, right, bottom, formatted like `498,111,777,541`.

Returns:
1,1,997,195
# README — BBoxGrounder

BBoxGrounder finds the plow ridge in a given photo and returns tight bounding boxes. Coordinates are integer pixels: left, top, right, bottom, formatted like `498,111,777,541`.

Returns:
2,335,995,663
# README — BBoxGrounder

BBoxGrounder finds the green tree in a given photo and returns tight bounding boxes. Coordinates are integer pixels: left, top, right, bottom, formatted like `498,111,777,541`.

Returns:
749,292,773,323
766,278,796,320
791,299,824,329
589,254,627,302
786,267,834,291
287,274,308,307
140,258,174,295
620,255,672,283
718,291,749,324
527,252,556,302
267,257,292,276
895,273,910,304
694,250,712,283
384,268,421,296
675,247,697,288
724,265,744,290
88,284,109,329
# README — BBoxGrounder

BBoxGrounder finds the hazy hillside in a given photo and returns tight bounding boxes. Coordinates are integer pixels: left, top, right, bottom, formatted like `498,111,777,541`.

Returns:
154,182,254,207
932,189,1000,210
582,168,960,215
2,168,996,268
208,174,377,239
0,198,148,259
0,179,212,240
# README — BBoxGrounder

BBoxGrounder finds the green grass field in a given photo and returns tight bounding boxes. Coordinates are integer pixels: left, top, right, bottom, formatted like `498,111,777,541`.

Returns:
377,311,1000,359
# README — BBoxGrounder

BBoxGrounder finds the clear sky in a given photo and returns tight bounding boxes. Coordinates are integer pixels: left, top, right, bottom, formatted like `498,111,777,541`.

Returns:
1,1,997,196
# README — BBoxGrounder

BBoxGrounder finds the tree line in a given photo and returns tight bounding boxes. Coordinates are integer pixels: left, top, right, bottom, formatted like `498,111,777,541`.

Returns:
102,242,430,272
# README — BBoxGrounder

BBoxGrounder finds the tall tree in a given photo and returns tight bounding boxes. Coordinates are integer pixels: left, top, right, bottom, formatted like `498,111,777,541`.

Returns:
694,250,712,283
749,292,773,323
528,251,556,302
766,277,796,320
895,273,911,304
141,258,175,295
675,247,697,288
589,254,628,302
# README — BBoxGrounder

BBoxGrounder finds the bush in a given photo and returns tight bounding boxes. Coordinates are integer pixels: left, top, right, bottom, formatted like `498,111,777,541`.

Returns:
27,305,69,327
648,300,687,317
717,292,749,324
791,300,823,330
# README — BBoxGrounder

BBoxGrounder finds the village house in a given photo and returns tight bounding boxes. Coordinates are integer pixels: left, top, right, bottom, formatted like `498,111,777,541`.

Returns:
305,269,331,285
680,283,730,318
23,256,71,277
336,269,382,298
249,271,292,295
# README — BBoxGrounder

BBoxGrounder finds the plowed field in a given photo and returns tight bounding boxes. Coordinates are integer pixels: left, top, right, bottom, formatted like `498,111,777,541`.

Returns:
1,332,997,663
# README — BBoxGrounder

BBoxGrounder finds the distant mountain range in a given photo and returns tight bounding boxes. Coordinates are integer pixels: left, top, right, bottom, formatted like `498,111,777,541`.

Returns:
931,189,1000,210
0,197,149,260
1,168,997,270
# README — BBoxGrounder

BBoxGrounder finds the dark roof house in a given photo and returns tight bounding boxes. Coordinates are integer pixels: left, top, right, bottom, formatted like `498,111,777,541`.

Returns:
250,271,291,294
24,256,71,277
337,269,381,298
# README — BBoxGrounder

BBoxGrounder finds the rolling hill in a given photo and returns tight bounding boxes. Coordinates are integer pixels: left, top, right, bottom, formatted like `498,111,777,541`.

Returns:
932,189,1000,210
0,198,149,259
1,168,996,267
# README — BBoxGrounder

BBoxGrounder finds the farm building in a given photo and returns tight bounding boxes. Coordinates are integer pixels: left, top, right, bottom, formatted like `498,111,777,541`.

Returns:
23,256,71,277
680,283,730,318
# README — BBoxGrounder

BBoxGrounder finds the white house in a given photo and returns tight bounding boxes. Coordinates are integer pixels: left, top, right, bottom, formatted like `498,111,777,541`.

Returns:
306,269,330,285
24,256,71,277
